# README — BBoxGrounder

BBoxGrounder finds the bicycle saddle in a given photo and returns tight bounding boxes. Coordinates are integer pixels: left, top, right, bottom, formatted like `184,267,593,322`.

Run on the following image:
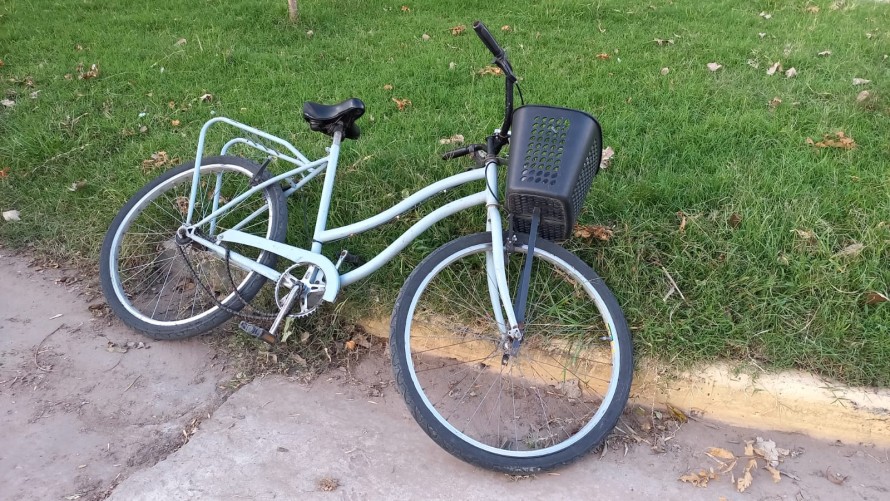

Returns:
302,98,365,140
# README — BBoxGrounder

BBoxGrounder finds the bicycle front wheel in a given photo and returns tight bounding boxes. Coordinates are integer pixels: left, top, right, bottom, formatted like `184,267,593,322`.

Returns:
99,156,288,339
390,232,632,473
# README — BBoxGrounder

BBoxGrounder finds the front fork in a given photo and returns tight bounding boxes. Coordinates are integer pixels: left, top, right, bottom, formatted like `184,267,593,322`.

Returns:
482,160,531,363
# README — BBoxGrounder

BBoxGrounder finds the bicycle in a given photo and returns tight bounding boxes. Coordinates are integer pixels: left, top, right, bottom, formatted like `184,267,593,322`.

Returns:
99,21,632,473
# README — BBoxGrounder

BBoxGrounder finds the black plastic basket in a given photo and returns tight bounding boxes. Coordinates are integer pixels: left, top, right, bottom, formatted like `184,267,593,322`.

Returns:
506,105,602,241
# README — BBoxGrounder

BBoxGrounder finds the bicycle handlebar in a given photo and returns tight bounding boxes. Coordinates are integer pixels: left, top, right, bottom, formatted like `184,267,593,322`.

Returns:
473,21,505,59
441,144,485,161
442,21,516,162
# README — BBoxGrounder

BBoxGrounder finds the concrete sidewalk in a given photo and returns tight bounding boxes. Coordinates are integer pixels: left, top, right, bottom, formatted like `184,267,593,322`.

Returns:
109,357,889,501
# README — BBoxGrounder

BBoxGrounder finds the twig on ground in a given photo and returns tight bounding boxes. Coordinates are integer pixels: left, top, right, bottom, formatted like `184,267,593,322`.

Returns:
123,375,141,393
660,266,687,302
35,324,66,372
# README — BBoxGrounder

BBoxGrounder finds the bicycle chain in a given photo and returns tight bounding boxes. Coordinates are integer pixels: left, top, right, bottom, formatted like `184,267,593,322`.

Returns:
175,242,278,322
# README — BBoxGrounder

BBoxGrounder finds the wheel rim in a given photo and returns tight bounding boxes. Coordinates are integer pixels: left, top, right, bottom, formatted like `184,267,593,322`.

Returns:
108,164,276,327
403,241,623,458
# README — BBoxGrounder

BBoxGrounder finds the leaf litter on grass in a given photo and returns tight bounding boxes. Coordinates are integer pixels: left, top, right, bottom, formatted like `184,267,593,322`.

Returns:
806,131,855,150
141,151,179,172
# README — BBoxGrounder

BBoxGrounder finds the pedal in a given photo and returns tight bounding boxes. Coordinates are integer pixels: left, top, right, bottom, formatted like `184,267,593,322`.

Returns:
335,250,367,270
239,321,278,345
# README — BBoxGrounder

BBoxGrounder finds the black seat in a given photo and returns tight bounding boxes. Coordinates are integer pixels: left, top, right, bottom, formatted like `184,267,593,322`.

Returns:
302,98,365,140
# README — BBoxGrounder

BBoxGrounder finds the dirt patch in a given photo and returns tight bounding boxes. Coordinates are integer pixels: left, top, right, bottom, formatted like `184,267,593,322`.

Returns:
0,250,234,501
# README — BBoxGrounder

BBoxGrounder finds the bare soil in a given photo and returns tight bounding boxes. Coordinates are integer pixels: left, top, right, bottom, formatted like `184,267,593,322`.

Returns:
0,251,233,500
1,249,888,501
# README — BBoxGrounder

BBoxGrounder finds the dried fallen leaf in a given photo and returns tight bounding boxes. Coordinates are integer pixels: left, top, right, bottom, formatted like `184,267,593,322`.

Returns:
198,93,213,102
477,65,503,76
68,180,87,192
677,211,687,233
573,224,613,241
0,98,14,108
768,96,782,109
806,131,856,150
856,90,873,104
174,196,189,216
0,167,9,178
752,437,784,467
707,62,722,72
865,291,888,305
806,5,820,13
317,477,340,491
728,213,743,228
653,38,674,46
501,25,511,32
171,119,181,127
392,97,412,111
706,447,736,460
78,63,100,80
833,242,864,258
141,151,179,172
792,228,818,245
679,468,718,487
667,403,688,423
438,134,464,145
2,210,21,222
421,33,430,41
0,59,4,67
345,340,357,351
767,61,782,76
785,67,798,78
818,50,832,56
660,67,670,76
400,5,410,12
174,38,187,47
450,25,465,36
106,341,128,354
306,30,314,39
744,440,755,457
759,11,772,19
737,459,757,492
600,146,615,169
383,84,393,91
852,78,870,86
765,464,782,483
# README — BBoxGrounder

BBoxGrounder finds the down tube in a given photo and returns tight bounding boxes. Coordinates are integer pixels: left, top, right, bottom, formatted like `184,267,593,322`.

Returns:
339,192,487,286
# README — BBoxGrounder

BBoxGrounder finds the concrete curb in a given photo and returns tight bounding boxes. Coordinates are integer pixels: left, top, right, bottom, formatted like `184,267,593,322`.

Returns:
632,362,890,447
361,318,890,447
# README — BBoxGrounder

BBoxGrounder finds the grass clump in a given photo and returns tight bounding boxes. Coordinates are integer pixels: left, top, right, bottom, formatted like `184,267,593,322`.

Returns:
1,0,888,385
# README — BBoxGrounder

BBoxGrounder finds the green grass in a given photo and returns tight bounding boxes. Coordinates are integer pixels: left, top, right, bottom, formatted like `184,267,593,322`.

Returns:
1,0,888,385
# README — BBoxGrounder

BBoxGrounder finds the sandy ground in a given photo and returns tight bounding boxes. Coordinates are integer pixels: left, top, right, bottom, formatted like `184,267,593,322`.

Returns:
1,250,888,500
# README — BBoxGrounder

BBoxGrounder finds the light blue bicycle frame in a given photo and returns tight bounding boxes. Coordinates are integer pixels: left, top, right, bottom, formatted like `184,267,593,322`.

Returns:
181,117,518,335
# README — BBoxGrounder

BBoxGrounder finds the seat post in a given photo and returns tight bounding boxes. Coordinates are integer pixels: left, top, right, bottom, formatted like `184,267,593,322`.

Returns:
310,130,344,254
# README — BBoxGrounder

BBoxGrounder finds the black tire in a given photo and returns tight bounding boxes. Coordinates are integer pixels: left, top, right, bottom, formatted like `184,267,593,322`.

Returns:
99,155,288,339
390,232,632,473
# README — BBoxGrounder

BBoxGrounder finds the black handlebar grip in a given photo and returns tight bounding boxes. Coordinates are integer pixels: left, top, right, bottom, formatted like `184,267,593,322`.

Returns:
473,21,505,59
441,144,483,160
441,145,473,160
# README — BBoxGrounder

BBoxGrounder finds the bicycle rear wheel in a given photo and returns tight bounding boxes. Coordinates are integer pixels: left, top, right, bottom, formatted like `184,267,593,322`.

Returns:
99,155,288,339
390,232,632,473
